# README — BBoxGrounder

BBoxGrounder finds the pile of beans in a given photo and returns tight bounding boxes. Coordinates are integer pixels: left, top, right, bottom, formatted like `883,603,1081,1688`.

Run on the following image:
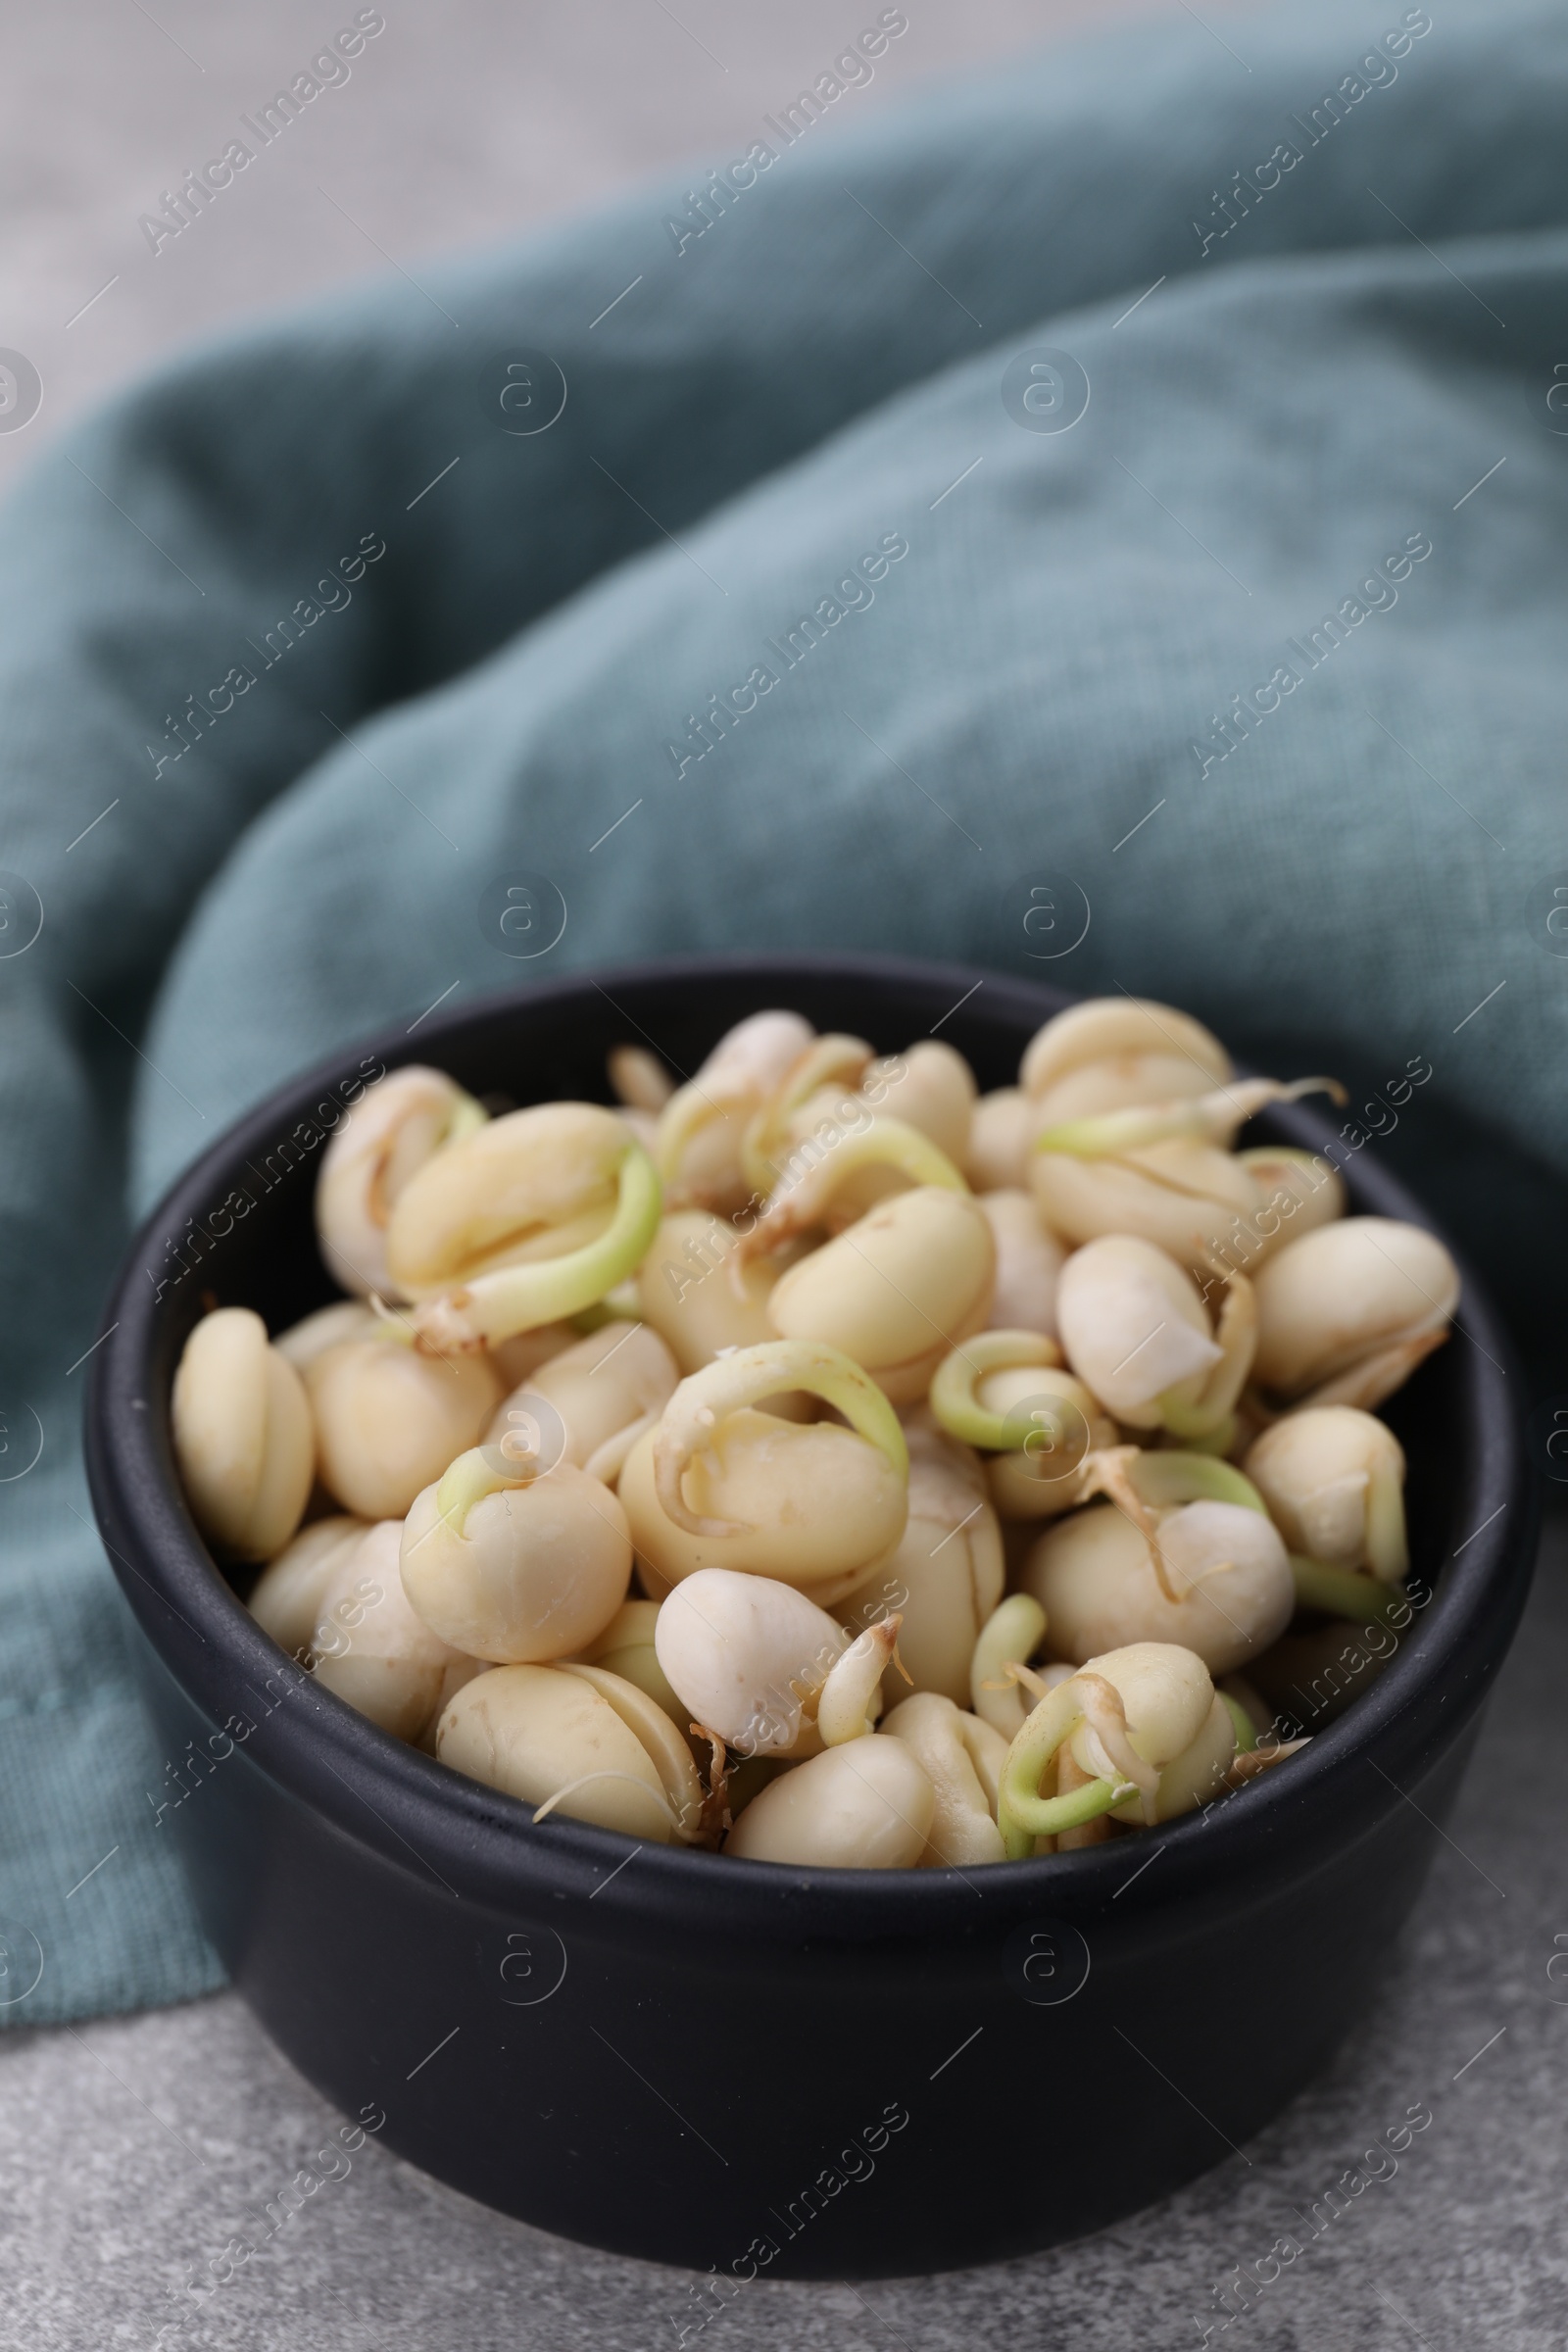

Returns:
172,998,1458,1868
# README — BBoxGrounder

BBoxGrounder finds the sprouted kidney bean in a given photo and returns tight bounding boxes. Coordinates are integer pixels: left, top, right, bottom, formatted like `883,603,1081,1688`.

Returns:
315,1064,487,1300
388,1102,662,1352
618,1338,909,1604
159,997,1459,1864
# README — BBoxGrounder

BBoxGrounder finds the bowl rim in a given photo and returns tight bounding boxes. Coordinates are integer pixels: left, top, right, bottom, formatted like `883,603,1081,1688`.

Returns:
86,950,1536,1943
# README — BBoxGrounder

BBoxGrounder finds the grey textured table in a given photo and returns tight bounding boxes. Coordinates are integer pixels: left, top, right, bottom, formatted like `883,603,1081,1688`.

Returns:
5,2,1565,2345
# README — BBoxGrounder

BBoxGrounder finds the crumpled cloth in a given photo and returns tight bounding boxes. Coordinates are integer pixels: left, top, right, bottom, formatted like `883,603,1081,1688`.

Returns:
1,0,1563,2023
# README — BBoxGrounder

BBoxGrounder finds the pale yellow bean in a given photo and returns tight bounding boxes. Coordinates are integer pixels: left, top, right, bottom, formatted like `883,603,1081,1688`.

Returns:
620,1412,906,1607
858,1042,976,1166
485,1319,677,1481
837,1412,1003,1705
770,1096,954,1232
388,1100,626,1291
742,1034,875,1200
964,1089,1038,1192
577,1599,690,1732
815,1619,902,1745
316,1065,482,1298
556,1662,705,1837
312,1520,470,1740
436,1662,679,1840
1020,1497,1293,1675
308,1333,500,1520
386,1102,659,1350
1245,1405,1408,1581
1054,1236,1224,1427
880,1692,1006,1865
656,1010,815,1214
1072,1642,1215,1788
725,1736,935,1867
984,1372,1117,1521
654,1568,848,1756
248,1515,367,1659
1019,999,1229,1102
997,1641,1227,1849
1031,1140,1273,1274
1251,1217,1459,1401
1028,1054,1229,1128
488,1321,579,1391
1235,1148,1346,1245
636,1211,796,1377
172,1306,315,1562
416,1655,491,1752
669,1108,760,1219
273,1299,378,1375
978,1190,1065,1336
766,1187,995,1402
1109,1691,1236,1825
400,1452,632,1662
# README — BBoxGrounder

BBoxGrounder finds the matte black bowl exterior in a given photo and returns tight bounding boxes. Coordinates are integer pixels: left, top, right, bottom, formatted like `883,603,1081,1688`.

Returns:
86,956,1534,2279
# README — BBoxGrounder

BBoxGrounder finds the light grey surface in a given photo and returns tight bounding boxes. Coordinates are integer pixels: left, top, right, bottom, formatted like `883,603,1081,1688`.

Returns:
0,0,1139,468
5,1517,1563,2351
5,1,1563,2343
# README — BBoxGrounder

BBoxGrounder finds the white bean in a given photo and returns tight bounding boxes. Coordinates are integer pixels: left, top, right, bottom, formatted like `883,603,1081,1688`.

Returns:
1054,1236,1225,1425
400,1450,632,1663
248,1514,366,1659
725,1737,935,1867
436,1662,682,1840
880,1692,1006,1865
316,1065,483,1298
308,1332,499,1520
172,1307,315,1562
1020,1496,1294,1675
766,1187,995,1403
964,1089,1037,1191
312,1520,471,1740
978,1190,1065,1337
653,1569,847,1757
1245,1405,1407,1581
1251,1218,1458,1404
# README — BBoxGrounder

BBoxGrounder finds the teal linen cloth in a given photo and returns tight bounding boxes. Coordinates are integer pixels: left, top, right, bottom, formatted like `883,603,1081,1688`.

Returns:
3,0,1566,2025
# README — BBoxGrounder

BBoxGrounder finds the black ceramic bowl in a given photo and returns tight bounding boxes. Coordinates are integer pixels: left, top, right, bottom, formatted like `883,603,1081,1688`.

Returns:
86,955,1534,2278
